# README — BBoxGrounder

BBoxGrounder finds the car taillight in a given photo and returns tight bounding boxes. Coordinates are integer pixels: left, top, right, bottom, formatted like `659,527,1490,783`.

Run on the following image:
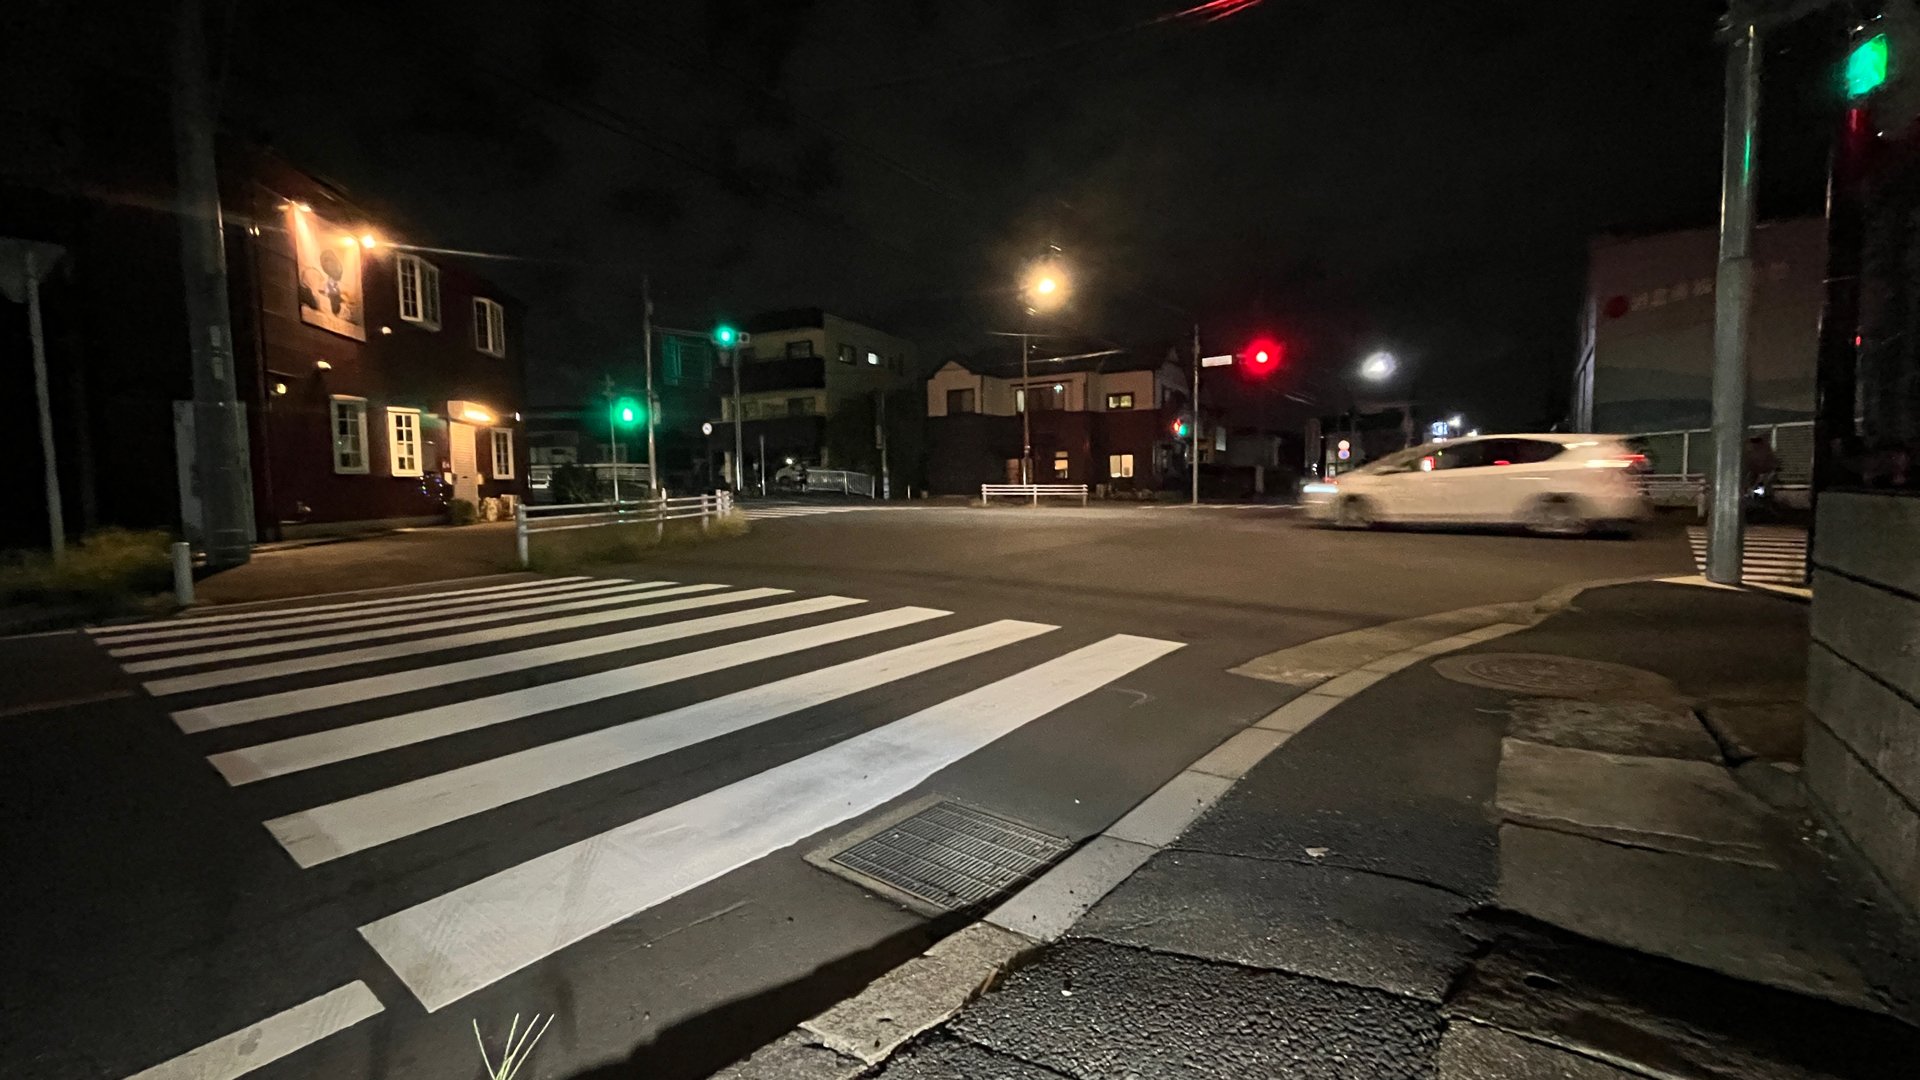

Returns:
1585,454,1649,471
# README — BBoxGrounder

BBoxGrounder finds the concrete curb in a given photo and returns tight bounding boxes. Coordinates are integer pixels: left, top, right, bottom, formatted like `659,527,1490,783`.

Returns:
717,576,1651,1078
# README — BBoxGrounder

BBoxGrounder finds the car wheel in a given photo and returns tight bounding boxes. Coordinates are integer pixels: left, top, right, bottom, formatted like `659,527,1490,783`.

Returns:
1526,496,1591,537
1334,496,1376,530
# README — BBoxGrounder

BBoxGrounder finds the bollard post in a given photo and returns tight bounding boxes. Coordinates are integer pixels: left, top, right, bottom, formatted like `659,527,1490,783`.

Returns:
701,494,711,533
171,541,193,607
515,502,529,568
655,493,666,543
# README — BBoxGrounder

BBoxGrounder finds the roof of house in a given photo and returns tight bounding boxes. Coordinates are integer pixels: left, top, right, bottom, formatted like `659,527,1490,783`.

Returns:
941,347,1176,378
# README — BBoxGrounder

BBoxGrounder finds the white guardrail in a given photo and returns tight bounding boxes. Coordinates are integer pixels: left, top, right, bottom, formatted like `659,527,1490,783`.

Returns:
981,483,1089,506
514,491,733,567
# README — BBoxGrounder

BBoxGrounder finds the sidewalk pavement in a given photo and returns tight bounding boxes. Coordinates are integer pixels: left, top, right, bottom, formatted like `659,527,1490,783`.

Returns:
193,523,521,605
738,582,1920,1079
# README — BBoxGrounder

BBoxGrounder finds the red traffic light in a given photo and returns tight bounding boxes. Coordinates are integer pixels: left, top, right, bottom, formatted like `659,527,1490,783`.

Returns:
1243,336,1283,376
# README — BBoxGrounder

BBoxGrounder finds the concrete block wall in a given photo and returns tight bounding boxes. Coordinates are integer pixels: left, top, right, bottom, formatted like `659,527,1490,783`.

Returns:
1807,492,1920,914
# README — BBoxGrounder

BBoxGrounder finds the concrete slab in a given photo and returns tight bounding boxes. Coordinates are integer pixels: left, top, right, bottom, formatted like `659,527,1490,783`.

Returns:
708,1031,864,1080
1104,770,1233,847
1449,927,1920,1080
1074,850,1478,1002
1437,1021,1648,1080
801,924,1032,1065
1700,701,1807,763
1496,739,1776,865
1506,697,1721,761
950,939,1445,1079
1229,601,1525,686
1496,823,1878,1012
985,836,1155,943
1313,666,1390,699
1252,691,1344,732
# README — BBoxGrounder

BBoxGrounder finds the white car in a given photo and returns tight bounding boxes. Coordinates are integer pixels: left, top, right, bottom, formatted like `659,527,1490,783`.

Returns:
1302,433,1650,536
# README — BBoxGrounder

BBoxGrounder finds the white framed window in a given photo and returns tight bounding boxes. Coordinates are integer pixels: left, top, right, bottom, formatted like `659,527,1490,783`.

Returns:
397,254,441,329
386,407,422,477
1109,453,1135,478
330,396,369,474
491,428,515,479
473,297,505,356
1106,392,1134,410
866,350,882,366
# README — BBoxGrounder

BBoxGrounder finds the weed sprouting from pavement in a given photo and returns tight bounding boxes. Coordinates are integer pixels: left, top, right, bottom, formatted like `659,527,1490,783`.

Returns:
473,1012,554,1080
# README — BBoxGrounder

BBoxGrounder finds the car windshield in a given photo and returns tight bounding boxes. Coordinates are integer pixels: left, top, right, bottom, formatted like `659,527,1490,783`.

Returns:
1359,446,1439,473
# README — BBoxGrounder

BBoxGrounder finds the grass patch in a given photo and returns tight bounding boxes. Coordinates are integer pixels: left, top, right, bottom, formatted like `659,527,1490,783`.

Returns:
521,511,748,572
0,528,174,611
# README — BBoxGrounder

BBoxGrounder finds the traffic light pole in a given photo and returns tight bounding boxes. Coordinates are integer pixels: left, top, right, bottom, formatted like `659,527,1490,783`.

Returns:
1706,14,1761,585
642,275,658,498
1190,322,1201,505
1019,332,1032,484
731,345,744,494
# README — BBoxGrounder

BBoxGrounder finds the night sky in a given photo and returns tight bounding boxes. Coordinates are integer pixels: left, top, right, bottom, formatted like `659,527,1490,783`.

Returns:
215,0,1841,428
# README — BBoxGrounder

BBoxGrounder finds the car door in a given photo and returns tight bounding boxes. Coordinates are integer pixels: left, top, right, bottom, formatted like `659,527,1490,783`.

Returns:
1417,439,1496,521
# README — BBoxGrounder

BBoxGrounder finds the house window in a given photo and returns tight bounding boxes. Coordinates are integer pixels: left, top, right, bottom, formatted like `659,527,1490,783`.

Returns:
785,340,814,358
396,254,441,329
330,396,368,474
386,407,422,477
1106,392,1134,410
1053,451,1070,479
866,350,882,366
1027,384,1062,411
1110,453,1135,478
837,343,855,364
473,298,506,356
491,428,515,479
946,388,976,414
787,396,814,416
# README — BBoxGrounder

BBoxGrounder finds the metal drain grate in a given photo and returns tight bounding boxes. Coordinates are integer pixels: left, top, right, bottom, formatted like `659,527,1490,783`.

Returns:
825,800,1071,912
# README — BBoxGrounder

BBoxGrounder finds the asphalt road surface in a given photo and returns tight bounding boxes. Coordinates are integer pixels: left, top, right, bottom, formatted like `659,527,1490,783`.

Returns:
2,505,1697,1080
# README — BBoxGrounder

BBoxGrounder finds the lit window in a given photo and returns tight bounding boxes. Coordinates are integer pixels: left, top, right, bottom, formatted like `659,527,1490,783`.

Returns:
330,396,368,474
1054,450,1070,479
491,428,515,479
386,407,422,477
473,298,505,356
1106,392,1134,410
396,255,441,329
1109,453,1135,478
866,350,881,366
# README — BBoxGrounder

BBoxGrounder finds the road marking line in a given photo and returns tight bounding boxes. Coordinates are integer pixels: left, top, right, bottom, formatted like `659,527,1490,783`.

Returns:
107,581,674,656
121,980,382,1080
91,577,592,635
95,578,624,645
213,605,949,782
359,632,1180,1011
265,619,1054,863
0,687,138,717
166,590,822,726
124,583,727,674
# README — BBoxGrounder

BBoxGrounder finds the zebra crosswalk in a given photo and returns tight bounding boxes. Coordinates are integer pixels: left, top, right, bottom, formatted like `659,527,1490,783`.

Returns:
1685,525,1807,587
87,574,1181,1020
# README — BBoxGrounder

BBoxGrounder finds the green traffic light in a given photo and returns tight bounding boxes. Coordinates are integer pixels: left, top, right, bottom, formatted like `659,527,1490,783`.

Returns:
1847,33,1889,98
714,324,738,347
612,396,643,428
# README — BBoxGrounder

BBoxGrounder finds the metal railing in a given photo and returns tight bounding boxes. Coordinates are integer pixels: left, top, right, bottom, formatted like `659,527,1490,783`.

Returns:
514,491,733,567
1629,419,1815,507
981,483,1089,506
797,469,875,497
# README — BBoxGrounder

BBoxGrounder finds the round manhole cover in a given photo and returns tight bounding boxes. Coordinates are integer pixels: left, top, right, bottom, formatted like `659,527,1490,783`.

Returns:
1430,653,1676,699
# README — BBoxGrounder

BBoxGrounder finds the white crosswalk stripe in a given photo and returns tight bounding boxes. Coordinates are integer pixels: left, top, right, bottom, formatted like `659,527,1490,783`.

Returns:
93,574,1184,1019
90,575,596,636
741,503,878,520
1685,525,1807,587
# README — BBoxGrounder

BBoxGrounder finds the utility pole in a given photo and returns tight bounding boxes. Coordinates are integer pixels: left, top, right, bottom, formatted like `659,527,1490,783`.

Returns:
1190,322,1201,505
642,275,658,498
877,388,891,498
1019,332,1033,484
1706,10,1762,584
603,375,621,505
731,343,744,494
174,0,253,568
23,247,64,560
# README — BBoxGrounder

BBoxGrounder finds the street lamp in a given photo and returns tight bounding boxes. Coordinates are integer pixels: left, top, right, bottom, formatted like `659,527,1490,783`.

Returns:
1359,351,1397,382
1015,255,1070,483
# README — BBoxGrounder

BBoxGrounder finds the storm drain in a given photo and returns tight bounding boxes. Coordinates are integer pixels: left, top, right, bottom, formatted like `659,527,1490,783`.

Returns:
817,799,1071,913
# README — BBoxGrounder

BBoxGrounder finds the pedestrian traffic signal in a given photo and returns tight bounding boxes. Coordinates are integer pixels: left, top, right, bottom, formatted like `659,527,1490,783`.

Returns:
1243,336,1283,376
713,324,739,347
611,396,643,428
1847,33,1889,98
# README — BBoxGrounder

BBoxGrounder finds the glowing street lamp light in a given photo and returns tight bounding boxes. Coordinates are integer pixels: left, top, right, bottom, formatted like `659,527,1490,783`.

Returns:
1359,351,1397,382
1022,260,1069,313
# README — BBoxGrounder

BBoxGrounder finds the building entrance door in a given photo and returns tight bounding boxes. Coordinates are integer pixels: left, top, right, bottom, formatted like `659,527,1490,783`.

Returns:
449,421,480,505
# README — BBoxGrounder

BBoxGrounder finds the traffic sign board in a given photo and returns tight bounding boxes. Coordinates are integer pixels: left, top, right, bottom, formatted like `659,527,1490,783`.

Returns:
1200,354,1235,368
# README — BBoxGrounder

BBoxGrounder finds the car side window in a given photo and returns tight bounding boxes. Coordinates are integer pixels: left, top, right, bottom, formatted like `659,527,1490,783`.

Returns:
1498,439,1564,465
1429,441,1490,470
